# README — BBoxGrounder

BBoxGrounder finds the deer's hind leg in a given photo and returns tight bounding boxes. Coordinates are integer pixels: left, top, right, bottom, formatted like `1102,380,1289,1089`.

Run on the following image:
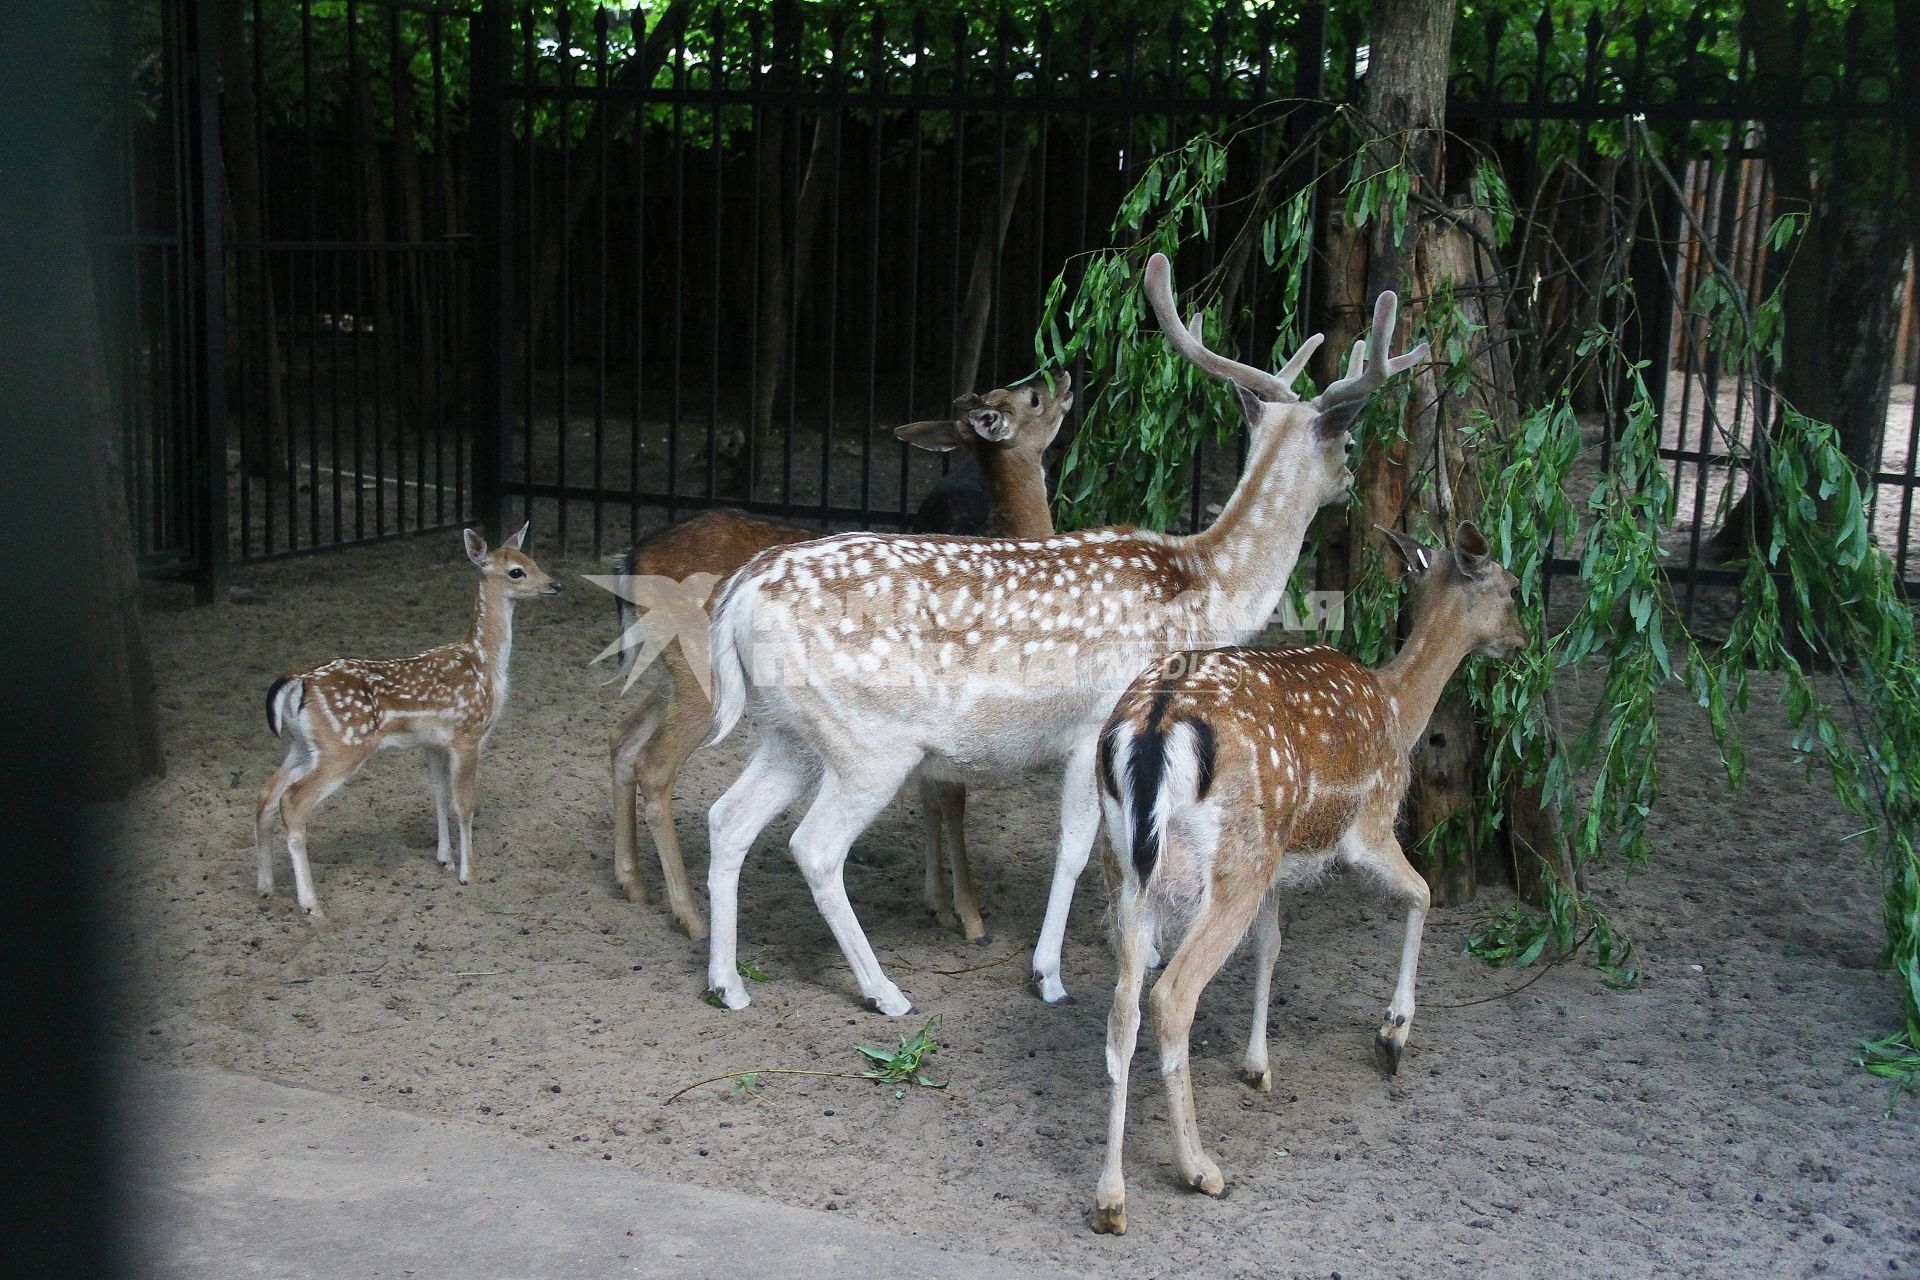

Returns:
635,649,714,939
254,741,311,898
1241,888,1285,1091
1147,868,1267,1197
610,662,667,902
919,778,986,942
277,742,374,920
426,746,454,868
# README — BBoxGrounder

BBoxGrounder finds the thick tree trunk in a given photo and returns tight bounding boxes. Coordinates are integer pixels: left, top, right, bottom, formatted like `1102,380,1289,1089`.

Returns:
951,133,1036,397
1342,0,1568,905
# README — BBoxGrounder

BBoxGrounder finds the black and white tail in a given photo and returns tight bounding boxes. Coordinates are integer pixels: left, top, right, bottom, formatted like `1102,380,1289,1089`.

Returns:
1097,692,1217,889
265,675,303,738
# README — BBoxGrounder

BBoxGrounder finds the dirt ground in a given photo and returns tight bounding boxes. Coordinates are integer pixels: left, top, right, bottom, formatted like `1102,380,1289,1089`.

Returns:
114,533,1918,1278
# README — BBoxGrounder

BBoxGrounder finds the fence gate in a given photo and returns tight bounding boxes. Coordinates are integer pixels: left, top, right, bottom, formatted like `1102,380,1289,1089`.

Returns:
99,0,484,596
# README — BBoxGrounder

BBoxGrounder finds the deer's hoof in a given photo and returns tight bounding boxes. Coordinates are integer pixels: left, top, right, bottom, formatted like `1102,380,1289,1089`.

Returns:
1188,1161,1225,1197
708,983,750,1011
1241,1066,1272,1093
1030,972,1073,1005
866,986,913,1017
1374,1027,1406,1076
1091,1203,1127,1235
970,933,993,948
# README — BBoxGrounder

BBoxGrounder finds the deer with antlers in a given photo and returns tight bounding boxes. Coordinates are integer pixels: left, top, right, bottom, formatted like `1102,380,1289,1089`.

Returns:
253,525,560,920
698,254,1426,1015
1088,522,1527,1234
604,376,1072,942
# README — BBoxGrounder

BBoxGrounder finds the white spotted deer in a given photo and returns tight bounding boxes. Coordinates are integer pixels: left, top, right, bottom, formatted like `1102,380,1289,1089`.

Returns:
1087,521,1527,1234
605,375,1072,941
253,525,561,919
700,253,1427,1015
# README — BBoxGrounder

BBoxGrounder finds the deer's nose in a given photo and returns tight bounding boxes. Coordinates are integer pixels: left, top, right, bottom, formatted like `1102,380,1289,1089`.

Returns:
544,582,563,595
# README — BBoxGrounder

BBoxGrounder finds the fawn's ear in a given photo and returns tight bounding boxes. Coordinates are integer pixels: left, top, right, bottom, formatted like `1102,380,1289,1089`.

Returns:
502,521,529,551
1452,519,1492,580
463,527,491,568
894,419,968,452
1376,523,1437,577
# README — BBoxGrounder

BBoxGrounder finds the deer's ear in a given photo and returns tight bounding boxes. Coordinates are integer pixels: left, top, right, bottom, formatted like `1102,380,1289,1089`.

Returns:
966,406,1014,442
1230,382,1267,428
502,521,530,551
894,419,967,452
1376,524,1436,577
1452,520,1492,580
463,527,491,568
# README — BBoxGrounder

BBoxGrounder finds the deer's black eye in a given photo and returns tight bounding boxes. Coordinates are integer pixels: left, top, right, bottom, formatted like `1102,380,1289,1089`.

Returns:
1029,389,1041,409
509,567,526,580
1509,585,1520,601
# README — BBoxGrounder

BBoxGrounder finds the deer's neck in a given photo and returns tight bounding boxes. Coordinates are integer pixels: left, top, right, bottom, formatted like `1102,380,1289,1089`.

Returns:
978,448,1054,538
1177,428,1322,639
469,580,517,694
1377,605,1475,752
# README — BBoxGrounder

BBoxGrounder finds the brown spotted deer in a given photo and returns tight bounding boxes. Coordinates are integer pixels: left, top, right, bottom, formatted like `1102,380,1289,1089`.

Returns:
1087,522,1526,1234
700,253,1427,1015
604,375,1072,941
253,525,560,920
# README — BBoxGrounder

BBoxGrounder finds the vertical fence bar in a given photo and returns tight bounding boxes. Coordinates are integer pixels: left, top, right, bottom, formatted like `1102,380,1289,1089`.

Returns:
593,7,611,554
185,0,228,600
471,0,513,539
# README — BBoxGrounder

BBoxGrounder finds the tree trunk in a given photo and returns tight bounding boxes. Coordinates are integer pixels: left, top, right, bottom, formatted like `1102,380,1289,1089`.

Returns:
951,133,1036,396
1342,0,1568,905
216,0,287,476
750,112,832,458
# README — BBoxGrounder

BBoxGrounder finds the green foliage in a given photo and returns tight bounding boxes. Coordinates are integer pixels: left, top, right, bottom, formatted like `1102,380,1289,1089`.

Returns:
856,1016,946,1097
1036,131,1290,532
1046,112,1918,1092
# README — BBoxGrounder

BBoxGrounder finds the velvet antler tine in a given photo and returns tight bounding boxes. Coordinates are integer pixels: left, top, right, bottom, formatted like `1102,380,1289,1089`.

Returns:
1143,252,1291,401
1275,332,1325,394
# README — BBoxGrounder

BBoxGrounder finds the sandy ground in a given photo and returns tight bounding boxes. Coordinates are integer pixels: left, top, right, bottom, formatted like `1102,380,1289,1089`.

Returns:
113,533,1918,1278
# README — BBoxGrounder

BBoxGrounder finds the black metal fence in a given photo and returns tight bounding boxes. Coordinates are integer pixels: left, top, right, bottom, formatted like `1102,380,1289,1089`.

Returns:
97,0,1913,609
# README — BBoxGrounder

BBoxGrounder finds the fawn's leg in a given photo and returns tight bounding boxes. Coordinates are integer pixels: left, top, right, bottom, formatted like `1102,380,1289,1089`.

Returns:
277,746,371,920
705,738,810,1010
1148,875,1267,1196
1092,882,1151,1235
447,745,480,886
1241,888,1285,1091
788,754,923,1016
426,747,453,868
253,745,308,897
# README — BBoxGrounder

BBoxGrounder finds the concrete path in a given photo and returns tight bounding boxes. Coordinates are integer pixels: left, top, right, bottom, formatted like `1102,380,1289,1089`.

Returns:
120,1065,1083,1279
